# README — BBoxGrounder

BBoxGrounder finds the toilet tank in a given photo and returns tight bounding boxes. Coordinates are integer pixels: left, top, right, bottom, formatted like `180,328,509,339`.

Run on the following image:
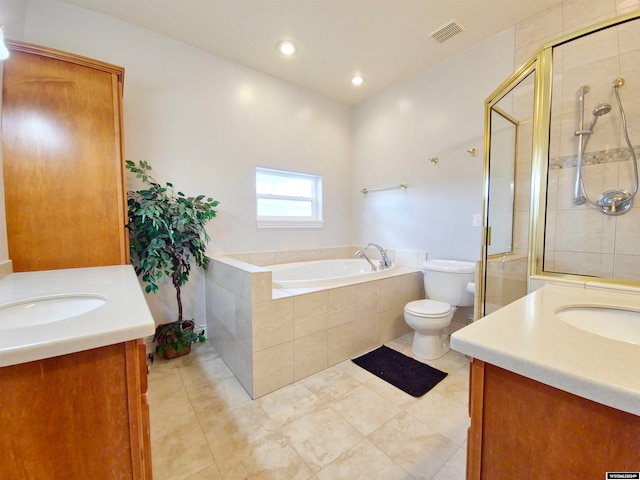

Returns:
423,259,475,306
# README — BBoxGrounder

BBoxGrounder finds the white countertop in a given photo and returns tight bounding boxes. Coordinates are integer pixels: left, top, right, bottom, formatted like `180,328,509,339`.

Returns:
0,265,156,367
450,283,640,416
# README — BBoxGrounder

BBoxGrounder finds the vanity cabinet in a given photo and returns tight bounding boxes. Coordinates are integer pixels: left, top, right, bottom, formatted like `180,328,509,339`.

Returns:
2,41,128,272
0,340,152,479
466,359,640,478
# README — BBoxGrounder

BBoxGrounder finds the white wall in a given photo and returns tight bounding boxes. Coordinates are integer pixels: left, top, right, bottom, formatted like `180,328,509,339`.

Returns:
21,0,352,256
351,29,515,262
0,60,7,263
0,1,520,269
1,0,353,325
0,0,519,324
0,0,27,263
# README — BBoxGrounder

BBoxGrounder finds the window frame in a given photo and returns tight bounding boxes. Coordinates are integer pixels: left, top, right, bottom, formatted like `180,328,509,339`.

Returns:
255,166,324,228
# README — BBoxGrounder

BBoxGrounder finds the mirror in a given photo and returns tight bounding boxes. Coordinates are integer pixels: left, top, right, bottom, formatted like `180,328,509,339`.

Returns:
487,105,517,256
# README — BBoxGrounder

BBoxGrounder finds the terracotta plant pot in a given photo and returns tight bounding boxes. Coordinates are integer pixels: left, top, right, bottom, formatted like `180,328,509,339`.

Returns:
161,343,191,359
154,320,196,360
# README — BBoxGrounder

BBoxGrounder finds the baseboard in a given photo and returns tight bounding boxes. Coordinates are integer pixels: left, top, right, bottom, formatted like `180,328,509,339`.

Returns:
143,335,155,355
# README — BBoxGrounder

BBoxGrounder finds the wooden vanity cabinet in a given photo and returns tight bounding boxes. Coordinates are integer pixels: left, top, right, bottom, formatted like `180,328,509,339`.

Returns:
466,359,640,478
0,340,152,480
2,41,129,272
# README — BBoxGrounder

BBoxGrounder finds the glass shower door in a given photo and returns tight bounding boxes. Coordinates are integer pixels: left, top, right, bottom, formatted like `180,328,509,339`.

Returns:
481,68,536,317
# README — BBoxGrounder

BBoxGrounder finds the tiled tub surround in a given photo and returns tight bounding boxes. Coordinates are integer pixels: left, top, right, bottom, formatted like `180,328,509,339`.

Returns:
205,246,471,398
224,245,431,270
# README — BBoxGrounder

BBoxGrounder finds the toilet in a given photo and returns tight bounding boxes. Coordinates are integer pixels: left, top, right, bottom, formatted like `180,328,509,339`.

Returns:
404,259,475,360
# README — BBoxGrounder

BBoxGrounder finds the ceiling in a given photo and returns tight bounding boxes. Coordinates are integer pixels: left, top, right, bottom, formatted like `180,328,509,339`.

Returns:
60,0,564,105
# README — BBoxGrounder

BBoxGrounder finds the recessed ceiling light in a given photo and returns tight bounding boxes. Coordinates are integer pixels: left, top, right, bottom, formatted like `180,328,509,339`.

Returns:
349,74,366,87
277,40,297,56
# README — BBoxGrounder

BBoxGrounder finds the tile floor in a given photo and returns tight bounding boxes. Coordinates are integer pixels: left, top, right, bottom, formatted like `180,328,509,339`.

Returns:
148,332,470,480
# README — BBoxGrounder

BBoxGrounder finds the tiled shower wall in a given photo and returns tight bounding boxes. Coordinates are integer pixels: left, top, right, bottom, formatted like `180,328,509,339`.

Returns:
515,0,640,282
485,254,528,315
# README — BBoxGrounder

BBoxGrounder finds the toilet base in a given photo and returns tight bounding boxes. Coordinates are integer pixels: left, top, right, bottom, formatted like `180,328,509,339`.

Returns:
411,330,450,360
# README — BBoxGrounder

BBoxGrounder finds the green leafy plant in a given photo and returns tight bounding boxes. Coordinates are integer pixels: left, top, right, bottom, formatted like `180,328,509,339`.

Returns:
125,160,219,357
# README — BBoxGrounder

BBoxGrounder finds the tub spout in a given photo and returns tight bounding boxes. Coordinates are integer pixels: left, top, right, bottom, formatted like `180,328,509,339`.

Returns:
363,243,392,269
355,249,378,271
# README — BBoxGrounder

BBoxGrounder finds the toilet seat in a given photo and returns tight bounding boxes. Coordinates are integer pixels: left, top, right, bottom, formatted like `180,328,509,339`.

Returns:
404,299,452,318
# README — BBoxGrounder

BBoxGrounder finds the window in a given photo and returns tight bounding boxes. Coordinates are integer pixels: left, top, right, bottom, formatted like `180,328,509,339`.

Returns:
256,167,323,228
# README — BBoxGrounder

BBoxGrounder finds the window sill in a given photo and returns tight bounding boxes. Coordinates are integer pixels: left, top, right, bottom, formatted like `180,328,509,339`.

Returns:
257,220,324,229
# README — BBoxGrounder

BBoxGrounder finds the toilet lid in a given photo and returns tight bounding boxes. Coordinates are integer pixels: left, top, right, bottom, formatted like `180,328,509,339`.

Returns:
405,299,451,317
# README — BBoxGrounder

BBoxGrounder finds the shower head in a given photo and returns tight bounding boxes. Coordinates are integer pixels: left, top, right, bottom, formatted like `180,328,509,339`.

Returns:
587,103,612,132
593,103,612,116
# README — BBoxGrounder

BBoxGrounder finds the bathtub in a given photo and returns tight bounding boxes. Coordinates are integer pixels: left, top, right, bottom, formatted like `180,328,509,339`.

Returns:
208,253,426,397
269,258,395,288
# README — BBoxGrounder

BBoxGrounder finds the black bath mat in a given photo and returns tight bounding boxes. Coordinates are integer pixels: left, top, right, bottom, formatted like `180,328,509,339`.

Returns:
352,345,448,397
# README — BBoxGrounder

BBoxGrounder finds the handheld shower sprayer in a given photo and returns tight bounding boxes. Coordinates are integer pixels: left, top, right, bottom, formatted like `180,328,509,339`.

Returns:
575,100,611,136
587,103,612,133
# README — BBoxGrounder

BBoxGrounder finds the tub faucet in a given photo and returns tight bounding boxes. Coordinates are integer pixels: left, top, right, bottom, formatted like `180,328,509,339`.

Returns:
363,243,392,269
355,249,378,271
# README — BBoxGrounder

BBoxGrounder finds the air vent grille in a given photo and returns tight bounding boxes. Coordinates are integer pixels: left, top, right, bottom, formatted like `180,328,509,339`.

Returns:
429,19,465,44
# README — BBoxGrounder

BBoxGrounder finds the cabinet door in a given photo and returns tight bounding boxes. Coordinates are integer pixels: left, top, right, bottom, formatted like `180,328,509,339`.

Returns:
470,361,640,478
0,342,148,479
2,43,128,272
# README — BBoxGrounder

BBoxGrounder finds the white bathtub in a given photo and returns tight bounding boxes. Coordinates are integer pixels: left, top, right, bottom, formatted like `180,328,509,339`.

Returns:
269,258,394,288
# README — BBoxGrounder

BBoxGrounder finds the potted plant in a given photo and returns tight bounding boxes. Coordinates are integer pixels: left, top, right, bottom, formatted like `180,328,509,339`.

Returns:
125,160,219,359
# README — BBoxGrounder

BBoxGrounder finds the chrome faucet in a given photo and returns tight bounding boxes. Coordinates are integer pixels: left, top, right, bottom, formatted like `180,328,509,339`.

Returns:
355,249,377,271
363,242,392,269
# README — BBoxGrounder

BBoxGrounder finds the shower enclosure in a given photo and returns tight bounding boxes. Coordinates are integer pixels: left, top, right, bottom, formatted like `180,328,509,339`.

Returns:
479,11,640,318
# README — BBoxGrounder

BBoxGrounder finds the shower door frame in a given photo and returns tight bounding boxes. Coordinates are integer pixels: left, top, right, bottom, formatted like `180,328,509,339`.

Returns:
480,57,540,319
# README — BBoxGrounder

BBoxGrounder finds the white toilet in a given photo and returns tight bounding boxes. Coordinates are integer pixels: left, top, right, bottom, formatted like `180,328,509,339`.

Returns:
404,259,475,360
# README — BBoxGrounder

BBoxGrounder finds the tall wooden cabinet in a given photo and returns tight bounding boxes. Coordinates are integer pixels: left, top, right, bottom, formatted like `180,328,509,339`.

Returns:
0,43,151,478
2,41,128,272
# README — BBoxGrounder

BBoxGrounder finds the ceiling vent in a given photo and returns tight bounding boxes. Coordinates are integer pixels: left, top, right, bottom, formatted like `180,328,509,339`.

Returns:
429,19,465,44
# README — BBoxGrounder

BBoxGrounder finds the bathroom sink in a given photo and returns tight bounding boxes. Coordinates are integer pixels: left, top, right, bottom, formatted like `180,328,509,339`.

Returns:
0,295,106,330
556,305,640,345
